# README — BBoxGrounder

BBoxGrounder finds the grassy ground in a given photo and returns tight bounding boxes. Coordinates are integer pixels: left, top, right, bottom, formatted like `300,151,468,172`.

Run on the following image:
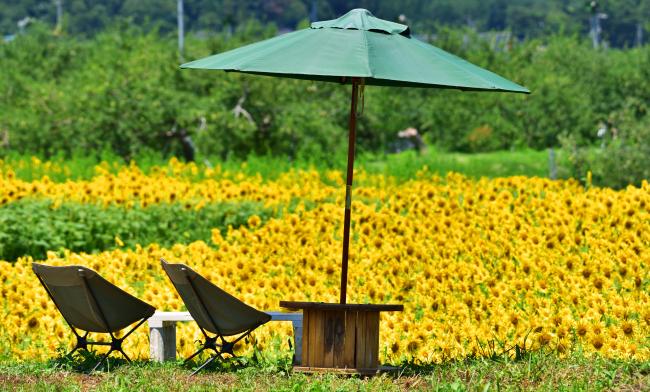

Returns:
0,148,566,183
0,350,647,391
360,148,565,181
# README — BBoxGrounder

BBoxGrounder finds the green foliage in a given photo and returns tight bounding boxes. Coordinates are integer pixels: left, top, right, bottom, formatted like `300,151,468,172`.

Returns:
2,148,557,185
561,98,650,189
0,23,201,160
362,32,650,154
1,25,649,168
2,1,649,48
0,198,273,262
362,148,560,181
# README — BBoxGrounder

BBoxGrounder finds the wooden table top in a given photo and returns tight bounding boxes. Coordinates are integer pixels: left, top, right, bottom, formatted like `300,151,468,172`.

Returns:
280,301,403,312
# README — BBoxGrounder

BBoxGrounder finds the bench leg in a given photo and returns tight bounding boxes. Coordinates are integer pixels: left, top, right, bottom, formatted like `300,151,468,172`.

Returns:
150,321,177,362
149,315,304,364
292,320,303,365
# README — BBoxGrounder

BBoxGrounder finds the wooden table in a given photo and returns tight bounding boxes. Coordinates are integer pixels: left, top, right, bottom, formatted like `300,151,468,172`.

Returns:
280,301,403,375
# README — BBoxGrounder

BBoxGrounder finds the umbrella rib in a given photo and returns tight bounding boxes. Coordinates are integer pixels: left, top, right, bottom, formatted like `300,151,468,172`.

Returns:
361,31,374,78
427,45,500,90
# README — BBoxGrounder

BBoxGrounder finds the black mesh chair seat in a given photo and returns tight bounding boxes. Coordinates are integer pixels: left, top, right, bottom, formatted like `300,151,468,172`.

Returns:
161,258,271,375
32,263,156,371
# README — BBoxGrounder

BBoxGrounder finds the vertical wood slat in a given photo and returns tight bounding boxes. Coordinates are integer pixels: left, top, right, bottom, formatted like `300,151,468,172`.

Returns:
343,310,356,368
323,311,334,367
302,310,310,366
355,311,367,368
307,309,317,366
318,310,328,367
310,310,324,367
331,311,346,367
365,311,380,368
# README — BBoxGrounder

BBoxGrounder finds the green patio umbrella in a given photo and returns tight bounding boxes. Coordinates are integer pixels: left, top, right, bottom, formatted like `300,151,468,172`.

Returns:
181,9,529,305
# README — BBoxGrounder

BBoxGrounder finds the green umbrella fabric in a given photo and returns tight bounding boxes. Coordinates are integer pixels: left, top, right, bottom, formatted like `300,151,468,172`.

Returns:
181,8,529,305
181,8,529,93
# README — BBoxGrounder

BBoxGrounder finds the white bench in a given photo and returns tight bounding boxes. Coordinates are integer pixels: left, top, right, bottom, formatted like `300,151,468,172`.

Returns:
148,311,303,364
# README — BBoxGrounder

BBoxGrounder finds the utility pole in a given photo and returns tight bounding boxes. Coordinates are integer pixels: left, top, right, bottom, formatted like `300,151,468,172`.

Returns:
548,148,557,180
309,0,318,23
177,0,185,61
55,0,63,31
588,1,607,49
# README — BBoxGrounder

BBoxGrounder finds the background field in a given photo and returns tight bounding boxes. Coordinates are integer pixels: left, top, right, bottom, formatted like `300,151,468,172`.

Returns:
1,159,648,392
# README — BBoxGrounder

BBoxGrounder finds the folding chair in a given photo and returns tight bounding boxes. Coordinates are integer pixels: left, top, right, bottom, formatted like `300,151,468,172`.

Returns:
160,258,271,375
32,263,156,371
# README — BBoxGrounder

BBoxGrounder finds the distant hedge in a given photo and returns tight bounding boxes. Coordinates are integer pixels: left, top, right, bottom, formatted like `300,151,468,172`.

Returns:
1,23,649,161
0,198,273,262
561,97,650,189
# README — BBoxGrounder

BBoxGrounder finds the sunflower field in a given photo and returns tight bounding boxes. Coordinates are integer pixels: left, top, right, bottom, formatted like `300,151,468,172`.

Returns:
0,158,648,363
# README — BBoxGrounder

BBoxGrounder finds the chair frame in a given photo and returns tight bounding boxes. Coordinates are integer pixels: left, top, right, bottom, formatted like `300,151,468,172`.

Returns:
172,265,265,376
34,270,149,372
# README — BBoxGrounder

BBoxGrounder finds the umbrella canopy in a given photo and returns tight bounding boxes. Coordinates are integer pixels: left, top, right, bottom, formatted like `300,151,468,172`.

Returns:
181,8,529,304
182,9,528,93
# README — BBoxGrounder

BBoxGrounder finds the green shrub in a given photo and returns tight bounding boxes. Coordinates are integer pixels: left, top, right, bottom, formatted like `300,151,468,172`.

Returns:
561,98,650,189
1,25,649,159
0,199,273,262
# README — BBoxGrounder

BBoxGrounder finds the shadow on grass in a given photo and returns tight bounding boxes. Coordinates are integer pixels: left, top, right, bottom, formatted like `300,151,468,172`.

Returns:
48,348,132,374
21,341,648,391
180,344,294,376
1,347,647,392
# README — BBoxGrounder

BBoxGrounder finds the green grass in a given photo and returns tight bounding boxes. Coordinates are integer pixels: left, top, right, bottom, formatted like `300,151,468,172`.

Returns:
361,148,568,181
1,148,568,183
0,350,647,391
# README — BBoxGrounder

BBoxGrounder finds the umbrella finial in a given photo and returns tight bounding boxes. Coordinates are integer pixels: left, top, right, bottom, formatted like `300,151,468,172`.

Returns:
311,8,410,36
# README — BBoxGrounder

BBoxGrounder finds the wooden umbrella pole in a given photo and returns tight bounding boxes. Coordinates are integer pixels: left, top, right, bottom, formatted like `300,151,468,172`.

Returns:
340,78,359,304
